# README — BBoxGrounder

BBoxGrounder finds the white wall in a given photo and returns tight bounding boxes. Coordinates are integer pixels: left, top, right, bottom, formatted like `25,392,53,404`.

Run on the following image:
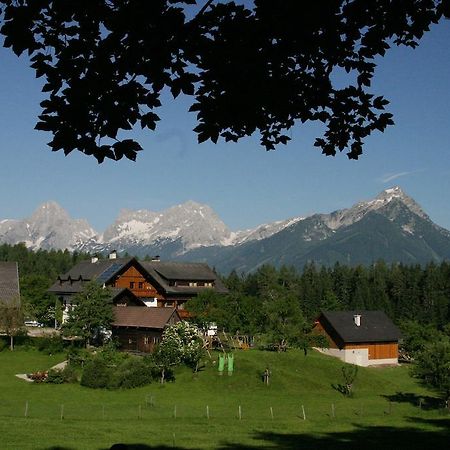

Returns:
314,347,398,367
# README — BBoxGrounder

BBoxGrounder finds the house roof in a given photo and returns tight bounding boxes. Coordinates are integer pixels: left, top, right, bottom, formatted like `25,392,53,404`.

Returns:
140,261,228,294
49,257,228,296
0,261,20,306
319,310,401,344
48,257,136,294
113,306,180,329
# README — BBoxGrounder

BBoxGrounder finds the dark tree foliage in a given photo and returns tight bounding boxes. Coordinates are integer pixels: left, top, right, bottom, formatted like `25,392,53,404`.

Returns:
0,243,90,323
1,1,449,162
191,262,450,346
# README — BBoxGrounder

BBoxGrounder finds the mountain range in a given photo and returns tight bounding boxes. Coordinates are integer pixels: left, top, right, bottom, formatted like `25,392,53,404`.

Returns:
2,186,450,273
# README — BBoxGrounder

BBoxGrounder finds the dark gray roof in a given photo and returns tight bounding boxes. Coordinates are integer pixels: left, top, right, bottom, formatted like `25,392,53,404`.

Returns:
113,306,180,329
147,262,217,281
140,261,228,294
320,310,401,343
0,261,20,306
61,258,132,281
49,257,228,296
48,258,133,294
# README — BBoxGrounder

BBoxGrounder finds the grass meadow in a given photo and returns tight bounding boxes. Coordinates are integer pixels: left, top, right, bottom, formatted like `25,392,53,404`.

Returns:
0,348,449,449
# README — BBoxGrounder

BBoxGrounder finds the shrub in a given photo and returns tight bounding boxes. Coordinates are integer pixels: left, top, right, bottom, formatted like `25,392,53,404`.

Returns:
80,359,111,388
46,365,79,384
96,341,129,366
0,338,7,352
46,368,65,384
109,357,154,389
67,347,90,367
36,336,65,354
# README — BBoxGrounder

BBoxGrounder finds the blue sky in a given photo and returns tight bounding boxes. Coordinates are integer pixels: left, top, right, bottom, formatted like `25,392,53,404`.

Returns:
0,20,449,234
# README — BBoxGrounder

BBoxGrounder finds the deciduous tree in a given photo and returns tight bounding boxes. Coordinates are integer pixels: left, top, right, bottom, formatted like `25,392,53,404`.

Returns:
62,281,113,346
0,297,23,350
413,340,450,408
1,1,449,162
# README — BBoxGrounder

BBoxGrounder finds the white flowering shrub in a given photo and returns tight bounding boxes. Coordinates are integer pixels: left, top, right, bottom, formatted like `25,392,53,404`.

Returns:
160,321,205,370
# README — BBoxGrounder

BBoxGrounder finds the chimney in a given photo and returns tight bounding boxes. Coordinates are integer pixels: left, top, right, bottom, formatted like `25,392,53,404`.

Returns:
91,255,99,264
353,314,361,327
109,250,117,260
151,255,160,262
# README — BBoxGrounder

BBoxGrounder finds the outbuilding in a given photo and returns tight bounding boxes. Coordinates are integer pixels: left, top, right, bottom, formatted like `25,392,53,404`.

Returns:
112,306,181,353
314,310,401,367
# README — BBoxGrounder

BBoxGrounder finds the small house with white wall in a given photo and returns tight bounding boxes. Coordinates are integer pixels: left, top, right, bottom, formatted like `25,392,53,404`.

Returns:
313,311,401,367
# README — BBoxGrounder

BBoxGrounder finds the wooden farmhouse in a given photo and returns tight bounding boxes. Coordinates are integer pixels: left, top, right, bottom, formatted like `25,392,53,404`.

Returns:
49,252,227,321
0,261,20,307
112,306,181,353
313,311,401,367
48,252,226,351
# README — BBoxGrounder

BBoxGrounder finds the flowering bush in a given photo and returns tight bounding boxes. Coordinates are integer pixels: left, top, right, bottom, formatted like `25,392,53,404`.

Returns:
154,321,205,382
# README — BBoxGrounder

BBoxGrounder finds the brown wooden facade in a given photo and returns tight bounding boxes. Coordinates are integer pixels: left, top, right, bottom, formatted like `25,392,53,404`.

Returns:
113,328,162,353
343,342,398,360
111,266,163,299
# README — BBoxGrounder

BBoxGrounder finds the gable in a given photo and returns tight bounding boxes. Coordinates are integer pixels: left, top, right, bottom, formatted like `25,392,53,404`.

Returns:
110,265,163,299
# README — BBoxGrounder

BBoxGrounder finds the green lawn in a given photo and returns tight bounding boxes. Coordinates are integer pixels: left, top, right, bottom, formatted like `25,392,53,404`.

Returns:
0,348,448,449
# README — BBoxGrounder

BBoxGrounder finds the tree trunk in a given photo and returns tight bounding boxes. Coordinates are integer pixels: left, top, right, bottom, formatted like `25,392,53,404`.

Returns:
160,368,165,384
10,334,14,351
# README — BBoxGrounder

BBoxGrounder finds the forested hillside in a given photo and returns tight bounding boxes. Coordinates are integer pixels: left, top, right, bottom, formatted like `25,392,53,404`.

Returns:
1,243,449,337
188,262,450,335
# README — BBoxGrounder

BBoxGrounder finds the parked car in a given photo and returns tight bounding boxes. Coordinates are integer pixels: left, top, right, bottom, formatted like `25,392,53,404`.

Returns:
24,320,44,327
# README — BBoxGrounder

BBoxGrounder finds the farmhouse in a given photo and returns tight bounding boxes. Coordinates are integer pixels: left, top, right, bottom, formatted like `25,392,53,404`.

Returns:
313,310,401,367
0,261,20,307
112,306,181,353
48,252,227,321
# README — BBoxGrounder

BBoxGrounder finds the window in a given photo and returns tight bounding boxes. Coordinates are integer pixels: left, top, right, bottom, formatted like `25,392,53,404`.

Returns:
153,337,160,344
144,337,149,345
129,282,135,289
189,282,197,287
138,282,143,289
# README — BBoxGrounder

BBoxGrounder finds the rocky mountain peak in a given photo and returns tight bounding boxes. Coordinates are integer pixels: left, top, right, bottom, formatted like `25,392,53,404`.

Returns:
372,186,428,220
321,186,428,231
29,201,69,220
101,200,231,251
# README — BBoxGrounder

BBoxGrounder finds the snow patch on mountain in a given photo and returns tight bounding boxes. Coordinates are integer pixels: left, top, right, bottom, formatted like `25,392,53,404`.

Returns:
0,186,442,255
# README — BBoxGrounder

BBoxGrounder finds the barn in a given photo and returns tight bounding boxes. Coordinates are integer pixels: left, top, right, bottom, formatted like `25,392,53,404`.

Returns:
313,311,401,367
112,306,181,353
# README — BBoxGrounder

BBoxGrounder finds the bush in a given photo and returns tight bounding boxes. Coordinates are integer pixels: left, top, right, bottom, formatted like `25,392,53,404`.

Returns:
96,341,129,366
46,365,79,384
80,359,111,388
0,338,7,352
46,368,65,384
109,357,154,389
67,347,90,367
36,336,65,354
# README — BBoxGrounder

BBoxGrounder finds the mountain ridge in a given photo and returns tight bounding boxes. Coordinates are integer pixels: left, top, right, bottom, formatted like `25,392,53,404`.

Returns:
1,187,449,273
